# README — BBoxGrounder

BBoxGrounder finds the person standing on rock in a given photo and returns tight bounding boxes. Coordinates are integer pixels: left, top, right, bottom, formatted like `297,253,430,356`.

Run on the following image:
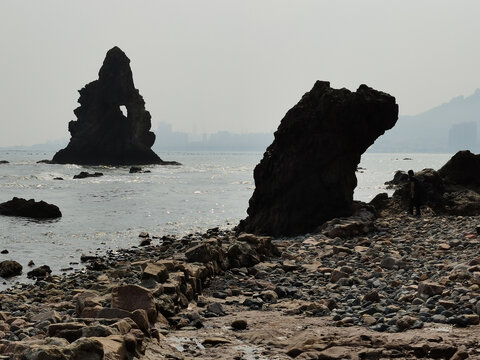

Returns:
408,170,421,216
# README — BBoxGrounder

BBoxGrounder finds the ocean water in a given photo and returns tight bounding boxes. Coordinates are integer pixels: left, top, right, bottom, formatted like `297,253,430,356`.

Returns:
0,150,452,286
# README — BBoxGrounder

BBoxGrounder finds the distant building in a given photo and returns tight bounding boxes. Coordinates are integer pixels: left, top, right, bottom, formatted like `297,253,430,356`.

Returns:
155,123,189,150
153,122,273,151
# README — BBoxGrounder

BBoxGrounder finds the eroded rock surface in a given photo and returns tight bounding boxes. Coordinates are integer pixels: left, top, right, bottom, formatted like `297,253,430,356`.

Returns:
239,81,398,236
52,46,178,166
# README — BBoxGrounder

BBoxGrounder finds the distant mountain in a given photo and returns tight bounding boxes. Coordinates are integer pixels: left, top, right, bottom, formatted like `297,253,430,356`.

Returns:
370,89,480,153
0,138,68,151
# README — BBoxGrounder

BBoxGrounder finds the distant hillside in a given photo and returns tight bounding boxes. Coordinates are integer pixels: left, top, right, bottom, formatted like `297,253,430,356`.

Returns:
370,89,480,153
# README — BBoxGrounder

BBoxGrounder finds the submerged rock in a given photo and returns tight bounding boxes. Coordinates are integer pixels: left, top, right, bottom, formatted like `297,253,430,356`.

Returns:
73,171,104,179
0,197,62,219
52,46,179,166
239,81,398,236
0,160,9,164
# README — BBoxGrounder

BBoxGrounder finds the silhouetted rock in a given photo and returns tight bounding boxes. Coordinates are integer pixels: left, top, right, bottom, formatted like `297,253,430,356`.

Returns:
51,46,179,166
384,170,408,189
73,171,103,179
0,260,22,278
239,81,398,236
438,150,480,188
0,160,9,164
0,197,62,219
37,159,53,164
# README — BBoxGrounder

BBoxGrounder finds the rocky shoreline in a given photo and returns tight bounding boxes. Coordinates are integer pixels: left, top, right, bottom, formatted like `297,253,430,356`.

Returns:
0,211,479,359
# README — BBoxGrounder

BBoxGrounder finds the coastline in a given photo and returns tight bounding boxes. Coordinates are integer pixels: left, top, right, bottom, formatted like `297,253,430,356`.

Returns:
1,212,480,359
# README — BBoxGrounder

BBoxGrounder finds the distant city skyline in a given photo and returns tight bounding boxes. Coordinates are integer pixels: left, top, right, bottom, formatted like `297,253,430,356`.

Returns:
1,1,480,147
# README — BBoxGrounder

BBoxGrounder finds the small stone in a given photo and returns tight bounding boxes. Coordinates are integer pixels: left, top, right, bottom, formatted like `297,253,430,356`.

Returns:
438,243,451,250
330,269,348,283
464,314,479,325
202,337,231,345
206,303,225,316
0,250,8,254
260,290,278,304
362,314,377,326
231,319,248,330
363,290,380,303
418,282,445,299
396,315,417,330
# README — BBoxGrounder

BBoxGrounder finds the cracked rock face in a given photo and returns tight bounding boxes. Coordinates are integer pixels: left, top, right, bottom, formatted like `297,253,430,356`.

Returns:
239,81,398,236
52,46,173,165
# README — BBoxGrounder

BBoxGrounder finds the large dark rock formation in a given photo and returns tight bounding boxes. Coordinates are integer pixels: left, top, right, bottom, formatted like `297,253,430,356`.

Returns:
438,150,480,188
239,81,398,236
52,47,178,166
0,197,62,219
373,150,480,216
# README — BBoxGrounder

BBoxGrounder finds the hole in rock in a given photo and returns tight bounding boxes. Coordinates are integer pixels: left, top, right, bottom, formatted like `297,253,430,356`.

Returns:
120,105,128,117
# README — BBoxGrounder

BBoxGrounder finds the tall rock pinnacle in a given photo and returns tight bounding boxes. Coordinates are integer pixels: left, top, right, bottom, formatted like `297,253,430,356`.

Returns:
52,47,177,165
238,81,398,236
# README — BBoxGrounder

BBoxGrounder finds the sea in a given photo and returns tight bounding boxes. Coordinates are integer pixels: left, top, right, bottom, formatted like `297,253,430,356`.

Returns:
0,150,453,287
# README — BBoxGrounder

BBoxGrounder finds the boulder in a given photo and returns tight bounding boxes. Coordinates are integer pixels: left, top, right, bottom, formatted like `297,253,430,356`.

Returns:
51,46,179,166
142,262,169,282
321,202,376,238
0,260,22,278
238,81,398,236
185,242,218,263
0,160,9,164
418,282,445,299
0,197,62,219
27,265,52,279
111,284,157,322
384,170,408,188
438,150,480,188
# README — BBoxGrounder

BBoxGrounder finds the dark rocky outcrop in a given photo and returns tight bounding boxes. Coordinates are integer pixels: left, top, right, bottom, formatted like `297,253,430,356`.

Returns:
51,46,179,166
0,197,62,219
239,81,398,236
73,171,104,179
374,151,480,216
0,160,9,164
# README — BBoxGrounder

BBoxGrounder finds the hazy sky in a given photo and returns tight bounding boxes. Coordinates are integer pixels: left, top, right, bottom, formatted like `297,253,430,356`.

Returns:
1,1,479,146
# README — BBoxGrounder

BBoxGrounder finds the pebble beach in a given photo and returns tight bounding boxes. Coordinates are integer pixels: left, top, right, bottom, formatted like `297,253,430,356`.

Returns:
0,210,479,359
